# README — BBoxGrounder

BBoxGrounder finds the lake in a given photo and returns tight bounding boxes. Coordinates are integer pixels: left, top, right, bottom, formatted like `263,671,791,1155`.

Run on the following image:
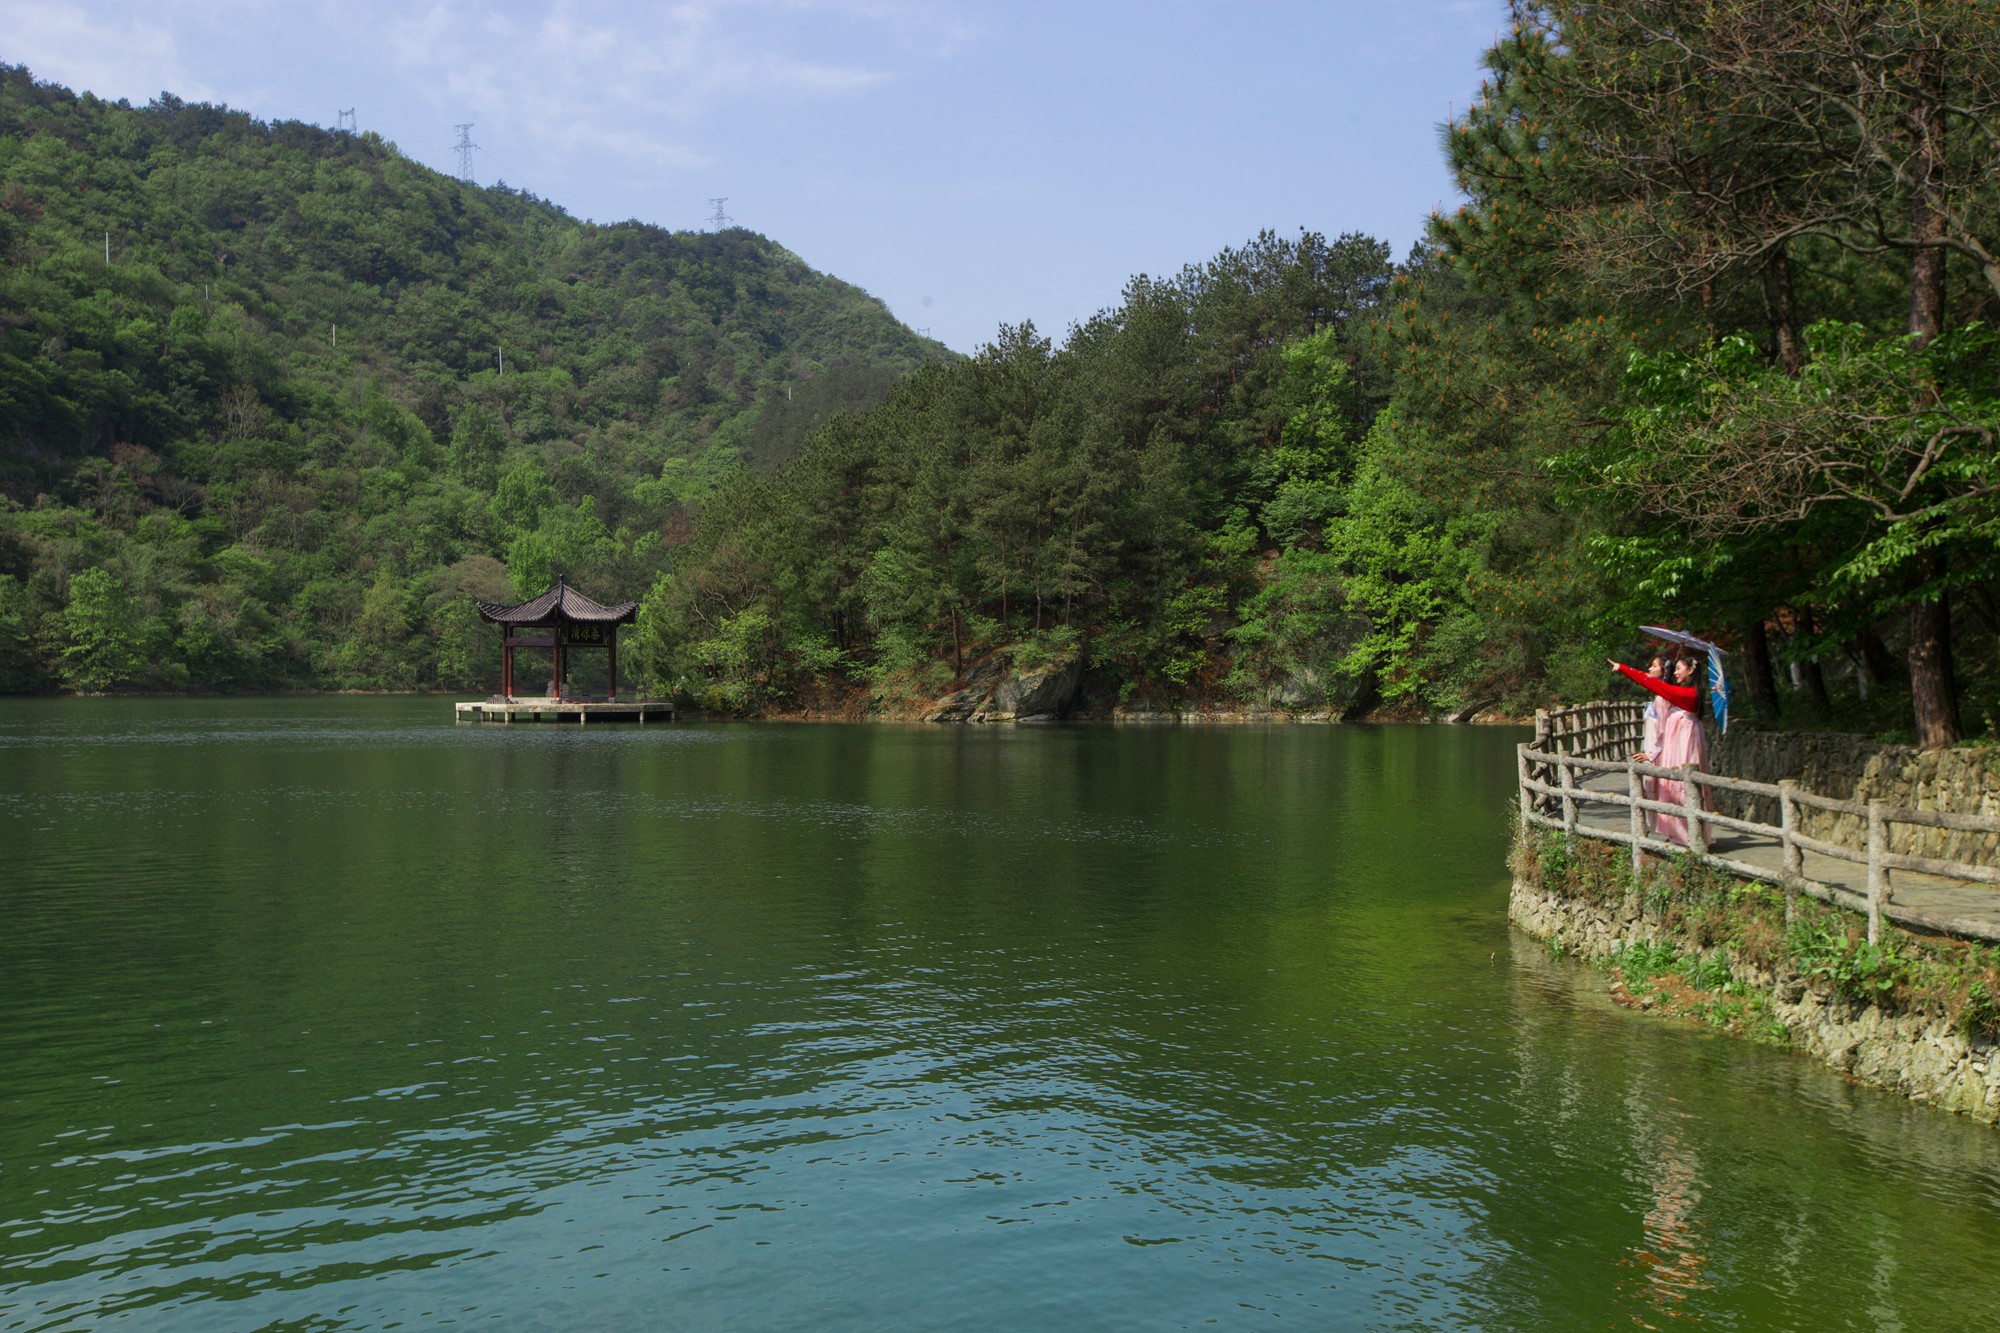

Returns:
3,699,1998,1330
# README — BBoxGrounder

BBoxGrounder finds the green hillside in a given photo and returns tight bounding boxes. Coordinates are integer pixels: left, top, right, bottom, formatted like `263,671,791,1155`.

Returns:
0,65,944,692
632,8,2000,741
7,4,1998,746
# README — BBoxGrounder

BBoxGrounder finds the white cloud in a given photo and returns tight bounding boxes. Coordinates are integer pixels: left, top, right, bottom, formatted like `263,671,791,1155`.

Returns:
1,0,218,105
372,0,972,165
3,0,978,173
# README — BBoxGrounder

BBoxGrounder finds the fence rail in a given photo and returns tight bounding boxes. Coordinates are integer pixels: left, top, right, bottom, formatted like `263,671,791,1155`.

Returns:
1518,700,2000,944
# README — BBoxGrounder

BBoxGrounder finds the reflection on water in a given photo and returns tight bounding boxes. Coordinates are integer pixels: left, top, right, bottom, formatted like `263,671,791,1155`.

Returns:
2,698,1998,1330
1621,1123,1709,1326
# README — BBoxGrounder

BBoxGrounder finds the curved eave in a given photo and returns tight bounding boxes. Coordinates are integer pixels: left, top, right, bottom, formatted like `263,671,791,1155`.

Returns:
476,602,639,626
476,576,638,626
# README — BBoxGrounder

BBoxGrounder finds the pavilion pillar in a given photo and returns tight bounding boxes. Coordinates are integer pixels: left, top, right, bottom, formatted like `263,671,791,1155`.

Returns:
501,627,513,699
608,629,618,701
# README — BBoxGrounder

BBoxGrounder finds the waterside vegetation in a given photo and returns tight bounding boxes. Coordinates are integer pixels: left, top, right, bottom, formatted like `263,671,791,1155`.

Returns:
1516,827,2000,1119
629,1,2000,739
5,2,2000,743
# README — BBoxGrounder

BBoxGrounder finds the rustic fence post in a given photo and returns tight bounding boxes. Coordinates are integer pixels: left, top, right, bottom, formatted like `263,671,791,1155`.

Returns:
1517,743,1532,836
1777,780,1802,877
1560,755,1577,836
1532,710,1551,811
1867,800,1887,946
1683,766,1706,857
1626,762,1644,880
1778,779,1801,928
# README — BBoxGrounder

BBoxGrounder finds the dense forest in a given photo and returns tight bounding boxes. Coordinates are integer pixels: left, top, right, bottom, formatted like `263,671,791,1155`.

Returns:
5,0,2000,748
0,63,942,694
638,0,2000,745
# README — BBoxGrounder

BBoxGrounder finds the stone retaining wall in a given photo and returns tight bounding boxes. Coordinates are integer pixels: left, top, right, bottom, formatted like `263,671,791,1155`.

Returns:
1510,877,2000,1123
1710,728,2000,866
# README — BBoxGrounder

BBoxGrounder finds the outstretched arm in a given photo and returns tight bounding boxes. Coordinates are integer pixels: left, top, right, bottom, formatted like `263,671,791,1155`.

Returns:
1609,660,1697,712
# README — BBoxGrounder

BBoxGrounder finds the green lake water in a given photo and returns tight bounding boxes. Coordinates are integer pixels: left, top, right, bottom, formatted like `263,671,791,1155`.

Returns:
3,698,1999,1330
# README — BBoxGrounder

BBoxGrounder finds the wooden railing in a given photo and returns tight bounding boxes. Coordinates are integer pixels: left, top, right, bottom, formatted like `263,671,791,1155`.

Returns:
1517,702,2000,944
1523,701,1649,824
1535,699,1647,761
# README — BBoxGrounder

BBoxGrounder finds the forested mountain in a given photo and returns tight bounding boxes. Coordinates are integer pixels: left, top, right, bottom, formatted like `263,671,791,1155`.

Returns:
640,231,1412,717
641,1,1999,743
6,2,1998,748
0,65,943,692
638,229,1659,723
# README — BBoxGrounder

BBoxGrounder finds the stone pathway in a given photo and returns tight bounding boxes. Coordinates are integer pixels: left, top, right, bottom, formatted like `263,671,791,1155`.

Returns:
1566,769,2000,942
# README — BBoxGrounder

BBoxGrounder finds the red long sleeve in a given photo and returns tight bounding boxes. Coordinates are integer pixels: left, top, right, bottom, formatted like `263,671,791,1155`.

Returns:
1615,662,1697,713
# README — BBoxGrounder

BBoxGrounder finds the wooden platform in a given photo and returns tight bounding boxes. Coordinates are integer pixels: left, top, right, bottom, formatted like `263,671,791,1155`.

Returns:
455,699,676,724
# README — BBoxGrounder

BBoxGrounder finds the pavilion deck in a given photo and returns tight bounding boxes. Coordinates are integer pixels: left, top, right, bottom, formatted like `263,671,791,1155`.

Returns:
455,699,676,724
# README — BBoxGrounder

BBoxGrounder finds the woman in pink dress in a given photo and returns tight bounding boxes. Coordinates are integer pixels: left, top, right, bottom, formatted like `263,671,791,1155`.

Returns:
1613,655,1708,847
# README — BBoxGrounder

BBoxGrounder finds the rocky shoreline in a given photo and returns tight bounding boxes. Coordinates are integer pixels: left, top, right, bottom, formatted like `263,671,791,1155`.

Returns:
1510,876,2000,1124
750,652,1516,726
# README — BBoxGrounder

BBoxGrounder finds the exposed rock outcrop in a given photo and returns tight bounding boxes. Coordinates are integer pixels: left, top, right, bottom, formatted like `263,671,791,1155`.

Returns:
923,655,1081,723
984,658,1082,721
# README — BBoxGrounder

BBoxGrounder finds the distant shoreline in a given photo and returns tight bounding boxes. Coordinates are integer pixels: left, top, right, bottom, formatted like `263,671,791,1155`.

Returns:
1,690,1532,726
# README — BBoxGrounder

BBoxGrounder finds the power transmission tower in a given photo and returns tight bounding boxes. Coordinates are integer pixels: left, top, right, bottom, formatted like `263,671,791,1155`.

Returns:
453,124,480,183
708,197,732,230
336,108,357,134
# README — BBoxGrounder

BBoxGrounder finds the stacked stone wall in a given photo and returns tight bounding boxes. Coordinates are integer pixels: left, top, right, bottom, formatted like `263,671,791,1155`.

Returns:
1709,728,2000,866
1510,878,2000,1123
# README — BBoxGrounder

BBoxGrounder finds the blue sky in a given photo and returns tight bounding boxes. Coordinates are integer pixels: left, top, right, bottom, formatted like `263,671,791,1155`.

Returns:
4,0,1503,351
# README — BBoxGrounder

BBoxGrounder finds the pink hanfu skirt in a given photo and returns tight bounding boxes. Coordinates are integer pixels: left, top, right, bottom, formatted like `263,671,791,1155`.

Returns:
1651,707,1709,848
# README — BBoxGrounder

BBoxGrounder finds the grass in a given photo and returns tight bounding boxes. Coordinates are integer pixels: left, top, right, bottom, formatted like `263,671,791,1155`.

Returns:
1520,826,2000,1043
1602,937,1789,1045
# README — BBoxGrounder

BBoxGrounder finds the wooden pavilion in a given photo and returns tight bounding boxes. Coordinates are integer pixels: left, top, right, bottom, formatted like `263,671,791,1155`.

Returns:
458,568,668,716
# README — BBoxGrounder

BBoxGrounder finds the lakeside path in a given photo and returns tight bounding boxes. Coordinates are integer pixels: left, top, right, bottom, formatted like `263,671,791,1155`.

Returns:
1569,768,2000,940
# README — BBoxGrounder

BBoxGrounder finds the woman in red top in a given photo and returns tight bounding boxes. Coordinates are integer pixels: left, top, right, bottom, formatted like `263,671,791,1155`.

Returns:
1611,655,1708,846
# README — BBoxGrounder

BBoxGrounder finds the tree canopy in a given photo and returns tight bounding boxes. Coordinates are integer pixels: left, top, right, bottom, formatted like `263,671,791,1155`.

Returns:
0,65,944,692
4,20,1997,746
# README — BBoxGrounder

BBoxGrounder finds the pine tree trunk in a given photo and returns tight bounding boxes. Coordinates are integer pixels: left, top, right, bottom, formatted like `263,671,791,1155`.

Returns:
1908,550,1963,748
1801,658,1831,718
1901,46,1961,748
1763,245,1804,375
1861,629,1900,686
1742,618,1781,719
1907,44,1947,349
1791,609,1830,717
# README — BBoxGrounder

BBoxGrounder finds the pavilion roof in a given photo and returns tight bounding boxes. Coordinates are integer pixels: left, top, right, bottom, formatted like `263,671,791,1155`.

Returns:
476,576,638,626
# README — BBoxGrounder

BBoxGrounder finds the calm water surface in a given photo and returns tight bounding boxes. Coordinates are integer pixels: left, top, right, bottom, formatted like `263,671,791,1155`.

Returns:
3,699,1998,1330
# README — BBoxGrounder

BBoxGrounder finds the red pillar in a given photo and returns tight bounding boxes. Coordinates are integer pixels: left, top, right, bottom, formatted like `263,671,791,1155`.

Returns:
608,629,618,701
